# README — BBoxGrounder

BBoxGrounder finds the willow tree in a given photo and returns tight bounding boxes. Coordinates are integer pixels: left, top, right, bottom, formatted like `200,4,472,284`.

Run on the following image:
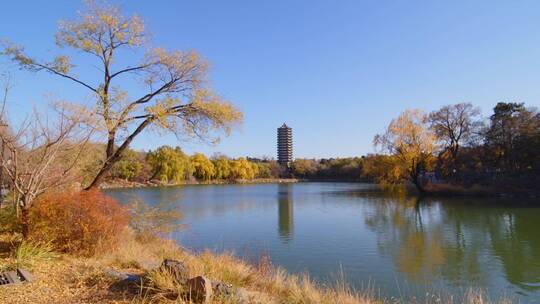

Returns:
212,155,232,180
2,2,242,188
374,109,436,193
146,146,192,183
191,153,215,181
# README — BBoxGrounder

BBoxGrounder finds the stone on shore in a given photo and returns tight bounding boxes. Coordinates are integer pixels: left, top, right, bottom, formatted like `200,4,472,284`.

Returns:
185,275,213,303
159,259,189,284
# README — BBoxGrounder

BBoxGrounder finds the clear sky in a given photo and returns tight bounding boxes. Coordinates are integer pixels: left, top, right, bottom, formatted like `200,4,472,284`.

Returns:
1,1,540,158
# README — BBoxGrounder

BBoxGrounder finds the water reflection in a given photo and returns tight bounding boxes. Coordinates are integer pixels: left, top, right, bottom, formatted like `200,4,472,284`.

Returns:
277,184,294,242
360,191,540,292
486,209,540,291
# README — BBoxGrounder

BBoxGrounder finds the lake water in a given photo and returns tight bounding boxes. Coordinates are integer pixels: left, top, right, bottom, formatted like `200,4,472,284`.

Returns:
106,182,540,302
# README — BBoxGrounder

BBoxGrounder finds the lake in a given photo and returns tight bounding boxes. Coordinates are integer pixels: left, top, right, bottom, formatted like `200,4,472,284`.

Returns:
106,182,540,302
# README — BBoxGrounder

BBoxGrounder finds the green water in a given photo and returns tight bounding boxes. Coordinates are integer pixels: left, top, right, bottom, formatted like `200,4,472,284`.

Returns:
106,182,540,302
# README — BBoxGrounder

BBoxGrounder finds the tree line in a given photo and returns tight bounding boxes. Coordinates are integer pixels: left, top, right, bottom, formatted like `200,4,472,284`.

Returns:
99,147,367,184
104,99,540,191
86,145,284,184
371,102,540,193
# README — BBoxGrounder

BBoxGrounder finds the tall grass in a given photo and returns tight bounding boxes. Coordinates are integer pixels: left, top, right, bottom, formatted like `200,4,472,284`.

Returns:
14,241,58,269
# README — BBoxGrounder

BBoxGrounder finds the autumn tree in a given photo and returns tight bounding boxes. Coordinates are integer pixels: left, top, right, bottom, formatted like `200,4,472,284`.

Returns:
191,153,215,181
254,162,272,178
146,146,192,183
230,158,256,180
110,148,143,181
428,103,482,166
291,159,317,178
361,154,403,184
212,155,232,180
2,1,242,189
374,109,436,193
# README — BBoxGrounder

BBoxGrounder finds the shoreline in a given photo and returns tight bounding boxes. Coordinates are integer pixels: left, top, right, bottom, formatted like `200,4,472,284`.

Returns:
99,178,301,189
421,183,540,198
99,178,540,198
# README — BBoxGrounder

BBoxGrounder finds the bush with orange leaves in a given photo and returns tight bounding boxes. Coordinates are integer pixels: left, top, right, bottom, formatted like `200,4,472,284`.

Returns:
29,190,129,256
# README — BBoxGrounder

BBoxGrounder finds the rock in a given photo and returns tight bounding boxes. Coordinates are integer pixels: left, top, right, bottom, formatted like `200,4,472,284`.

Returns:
185,275,213,303
160,259,189,284
212,281,234,297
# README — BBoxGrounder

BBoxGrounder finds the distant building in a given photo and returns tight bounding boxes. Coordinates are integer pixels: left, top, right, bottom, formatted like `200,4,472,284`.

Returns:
277,123,293,167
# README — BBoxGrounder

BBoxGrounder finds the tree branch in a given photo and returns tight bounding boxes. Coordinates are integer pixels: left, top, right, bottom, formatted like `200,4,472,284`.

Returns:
109,63,154,79
34,63,98,93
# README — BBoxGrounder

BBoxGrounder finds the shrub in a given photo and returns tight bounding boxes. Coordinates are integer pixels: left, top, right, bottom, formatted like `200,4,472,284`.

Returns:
29,190,129,256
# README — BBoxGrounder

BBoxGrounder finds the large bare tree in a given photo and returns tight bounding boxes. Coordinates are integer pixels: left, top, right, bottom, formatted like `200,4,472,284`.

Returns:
2,1,242,189
428,103,482,163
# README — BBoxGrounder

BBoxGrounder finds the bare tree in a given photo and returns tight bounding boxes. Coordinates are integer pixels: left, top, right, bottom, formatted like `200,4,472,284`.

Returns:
0,75,10,207
0,101,92,238
428,103,482,163
2,1,242,189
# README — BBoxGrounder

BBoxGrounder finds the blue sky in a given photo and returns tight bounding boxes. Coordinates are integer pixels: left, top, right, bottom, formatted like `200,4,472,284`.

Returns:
1,1,540,158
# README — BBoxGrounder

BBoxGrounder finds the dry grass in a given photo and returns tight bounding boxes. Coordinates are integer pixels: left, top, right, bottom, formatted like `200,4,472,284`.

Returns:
0,230,514,304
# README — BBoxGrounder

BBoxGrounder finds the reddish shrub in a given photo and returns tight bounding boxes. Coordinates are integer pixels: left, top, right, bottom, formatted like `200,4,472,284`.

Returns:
29,189,129,255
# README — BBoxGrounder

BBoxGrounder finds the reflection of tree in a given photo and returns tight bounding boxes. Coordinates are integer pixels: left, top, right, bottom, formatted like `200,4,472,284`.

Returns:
436,205,483,286
363,191,540,292
277,184,294,242
365,195,445,281
487,209,540,291
438,201,540,291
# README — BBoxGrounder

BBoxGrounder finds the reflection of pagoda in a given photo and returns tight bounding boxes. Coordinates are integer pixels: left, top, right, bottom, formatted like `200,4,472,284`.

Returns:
277,123,293,167
278,184,293,242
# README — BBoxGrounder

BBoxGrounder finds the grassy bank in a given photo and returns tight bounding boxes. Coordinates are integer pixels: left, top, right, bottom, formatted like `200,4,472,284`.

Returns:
0,230,377,304
0,230,512,304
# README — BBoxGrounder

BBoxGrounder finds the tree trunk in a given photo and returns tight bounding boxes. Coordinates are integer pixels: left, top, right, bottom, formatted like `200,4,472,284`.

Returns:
21,207,30,239
85,119,152,190
85,158,117,190
0,138,4,208
106,133,115,159
412,176,426,194
410,161,426,194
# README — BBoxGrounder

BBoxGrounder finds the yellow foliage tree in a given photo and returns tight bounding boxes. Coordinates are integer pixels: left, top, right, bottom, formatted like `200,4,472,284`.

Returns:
230,158,256,180
212,155,232,180
374,109,436,192
191,153,215,181
2,1,242,189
